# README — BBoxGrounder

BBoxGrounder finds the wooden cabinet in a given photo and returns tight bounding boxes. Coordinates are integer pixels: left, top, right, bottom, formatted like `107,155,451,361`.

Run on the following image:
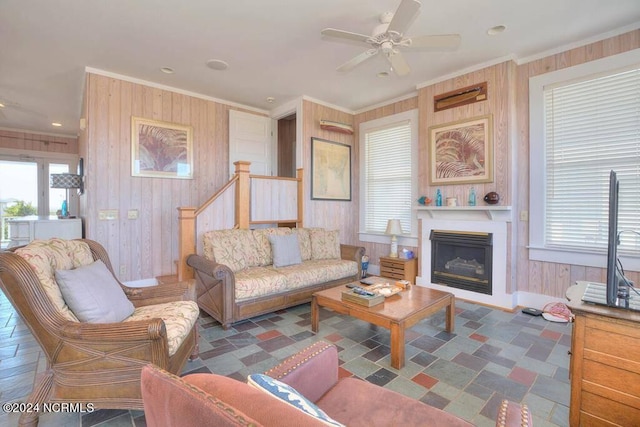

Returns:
379,256,417,283
566,282,640,426
7,216,82,247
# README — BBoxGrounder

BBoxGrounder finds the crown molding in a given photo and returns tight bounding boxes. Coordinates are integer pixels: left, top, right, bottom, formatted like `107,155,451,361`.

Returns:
85,67,270,115
354,91,418,115
301,95,354,114
515,22,640,65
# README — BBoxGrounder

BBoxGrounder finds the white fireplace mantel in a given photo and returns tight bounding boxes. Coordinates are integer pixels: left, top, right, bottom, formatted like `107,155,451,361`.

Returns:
415,206,512,222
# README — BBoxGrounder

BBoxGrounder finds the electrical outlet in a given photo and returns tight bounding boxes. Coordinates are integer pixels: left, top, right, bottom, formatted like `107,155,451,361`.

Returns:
520,210,529,221
119,265,126,275
127,209,139,219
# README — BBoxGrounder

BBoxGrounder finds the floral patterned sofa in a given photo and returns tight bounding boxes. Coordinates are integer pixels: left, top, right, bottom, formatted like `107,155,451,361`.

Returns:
187,227,365,329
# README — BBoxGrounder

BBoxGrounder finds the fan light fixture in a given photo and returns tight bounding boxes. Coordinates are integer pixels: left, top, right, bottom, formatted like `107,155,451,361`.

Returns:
321,0,461,77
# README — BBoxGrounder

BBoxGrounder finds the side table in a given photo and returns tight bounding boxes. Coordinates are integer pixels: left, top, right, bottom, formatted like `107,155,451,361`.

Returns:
379,256,417,283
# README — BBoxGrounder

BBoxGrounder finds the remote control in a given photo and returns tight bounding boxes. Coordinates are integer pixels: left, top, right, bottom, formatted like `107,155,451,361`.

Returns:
352,287,375,297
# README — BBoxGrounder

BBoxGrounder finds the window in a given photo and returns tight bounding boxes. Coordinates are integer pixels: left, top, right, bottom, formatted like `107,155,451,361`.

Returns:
0,150,76,248
529,49,640,270
359,109,418,246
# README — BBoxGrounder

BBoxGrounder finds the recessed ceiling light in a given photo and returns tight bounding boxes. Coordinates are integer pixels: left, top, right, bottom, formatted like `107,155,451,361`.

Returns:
266,97,275,103
206,59,229,71
160,67,175,74
0,102,5,108
377,71,390,78
487,25,506,35
51,122,62,127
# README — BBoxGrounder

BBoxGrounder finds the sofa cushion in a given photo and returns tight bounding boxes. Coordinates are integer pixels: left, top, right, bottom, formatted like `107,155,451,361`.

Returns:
124,300,199,356
247,374,344,427
55,260,135,323
184,372,330,427
15,238,95,322
317,377,473,427
253,227,292,266
301,259,358,283
203,229,260,272
234,267,289,301
310,229,341,260
269,234,302,268
291,228,312,261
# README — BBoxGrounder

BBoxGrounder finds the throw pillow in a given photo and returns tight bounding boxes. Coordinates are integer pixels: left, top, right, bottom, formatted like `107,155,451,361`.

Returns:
55,260,135,323
268,234,302,268
309,229,341,260
247,374,344,427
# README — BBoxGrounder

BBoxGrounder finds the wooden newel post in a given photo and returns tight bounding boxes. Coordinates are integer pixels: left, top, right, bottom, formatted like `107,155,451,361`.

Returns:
177,207,196,281
234,161,251,229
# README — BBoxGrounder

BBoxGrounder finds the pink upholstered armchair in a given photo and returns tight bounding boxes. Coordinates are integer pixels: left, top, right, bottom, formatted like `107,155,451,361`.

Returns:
141,341,532,427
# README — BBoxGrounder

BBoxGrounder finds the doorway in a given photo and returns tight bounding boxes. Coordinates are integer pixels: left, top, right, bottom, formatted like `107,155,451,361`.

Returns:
277,113,296,178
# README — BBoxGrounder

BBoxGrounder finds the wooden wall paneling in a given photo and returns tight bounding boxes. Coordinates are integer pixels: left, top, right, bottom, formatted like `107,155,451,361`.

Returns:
515,29,640,295
118,80,134,281
302,100,357,243
0,129,77,153
353,96,419,264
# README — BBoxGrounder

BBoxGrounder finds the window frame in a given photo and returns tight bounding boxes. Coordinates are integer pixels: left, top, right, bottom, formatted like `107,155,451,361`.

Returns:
528,48,640,271
358,109,418,247
0,148,78,216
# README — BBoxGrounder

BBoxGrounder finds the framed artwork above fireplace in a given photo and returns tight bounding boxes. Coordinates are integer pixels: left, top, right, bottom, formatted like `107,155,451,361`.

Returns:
428,114,493,185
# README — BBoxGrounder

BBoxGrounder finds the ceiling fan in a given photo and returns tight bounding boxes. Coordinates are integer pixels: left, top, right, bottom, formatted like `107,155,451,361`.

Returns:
321,0,461,76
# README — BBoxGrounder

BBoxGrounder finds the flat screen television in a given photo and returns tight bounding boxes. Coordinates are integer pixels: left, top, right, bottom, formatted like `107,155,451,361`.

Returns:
582,170,637,310
606,170,629,307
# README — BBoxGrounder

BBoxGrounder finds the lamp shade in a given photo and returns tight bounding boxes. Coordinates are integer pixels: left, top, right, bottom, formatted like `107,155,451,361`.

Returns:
50,173,82,189
385,219,404,236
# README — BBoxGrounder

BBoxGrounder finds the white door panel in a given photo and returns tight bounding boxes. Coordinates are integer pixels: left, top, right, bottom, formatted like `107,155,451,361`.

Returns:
229,110,272,177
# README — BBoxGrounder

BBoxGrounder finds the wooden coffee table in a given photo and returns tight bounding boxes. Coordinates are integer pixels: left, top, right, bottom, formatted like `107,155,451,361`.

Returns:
311,283,455,369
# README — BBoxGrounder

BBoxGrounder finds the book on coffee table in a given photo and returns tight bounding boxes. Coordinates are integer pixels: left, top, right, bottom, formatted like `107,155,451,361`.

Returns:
341,289,384,307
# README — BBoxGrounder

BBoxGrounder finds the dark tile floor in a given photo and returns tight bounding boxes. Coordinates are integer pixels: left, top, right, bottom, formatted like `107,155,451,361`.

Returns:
0,288,571,426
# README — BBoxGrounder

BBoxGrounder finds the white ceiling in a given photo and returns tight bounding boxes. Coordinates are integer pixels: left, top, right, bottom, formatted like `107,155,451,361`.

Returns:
1,0,639,136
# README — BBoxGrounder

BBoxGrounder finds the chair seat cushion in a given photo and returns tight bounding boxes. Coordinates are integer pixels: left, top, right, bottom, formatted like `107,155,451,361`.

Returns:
317,377,474,427
125,300,199,356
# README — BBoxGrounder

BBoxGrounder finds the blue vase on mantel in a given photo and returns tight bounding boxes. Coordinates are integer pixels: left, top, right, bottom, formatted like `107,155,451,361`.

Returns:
468,188,476,206
435,189,442,207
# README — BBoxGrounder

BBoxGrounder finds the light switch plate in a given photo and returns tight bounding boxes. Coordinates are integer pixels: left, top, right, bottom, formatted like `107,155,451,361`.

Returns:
127,209,139,219
98,210,118,220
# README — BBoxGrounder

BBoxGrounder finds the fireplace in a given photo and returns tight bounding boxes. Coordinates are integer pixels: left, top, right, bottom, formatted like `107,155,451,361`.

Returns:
430,230,492,295
416,206,514,310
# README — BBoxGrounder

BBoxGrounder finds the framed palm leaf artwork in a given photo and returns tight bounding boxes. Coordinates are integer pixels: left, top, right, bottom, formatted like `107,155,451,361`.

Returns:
131,117,193,179
428,115,493,185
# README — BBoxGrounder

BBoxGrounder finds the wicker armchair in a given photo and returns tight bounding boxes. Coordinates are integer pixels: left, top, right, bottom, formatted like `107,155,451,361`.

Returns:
0,238,199,427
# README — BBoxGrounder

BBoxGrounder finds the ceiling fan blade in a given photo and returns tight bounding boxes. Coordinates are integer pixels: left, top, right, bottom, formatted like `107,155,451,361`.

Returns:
387,51,411,76
387,0,421,35
321,28,371,47
407,34,461,50
337,49,378,72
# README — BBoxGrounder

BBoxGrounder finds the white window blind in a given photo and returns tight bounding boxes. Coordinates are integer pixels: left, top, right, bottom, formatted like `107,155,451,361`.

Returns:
544,67,640,255
364,120,413,235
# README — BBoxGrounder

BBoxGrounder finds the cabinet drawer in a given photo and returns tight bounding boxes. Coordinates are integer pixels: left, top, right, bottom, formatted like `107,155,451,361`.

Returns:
380,267,405,279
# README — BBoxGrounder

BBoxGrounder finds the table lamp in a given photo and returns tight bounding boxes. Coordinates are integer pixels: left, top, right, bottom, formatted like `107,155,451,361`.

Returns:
50,173,82,218
385,219,404,258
